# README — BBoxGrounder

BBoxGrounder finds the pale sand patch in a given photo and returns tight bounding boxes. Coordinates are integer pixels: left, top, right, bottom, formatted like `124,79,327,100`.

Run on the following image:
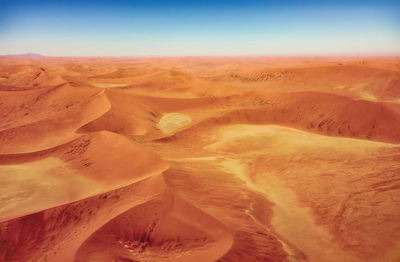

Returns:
217,158,357,262
347,82,379,101
91,83,129,88
335,83,379,102
165,154,358,261
359,91,378,102
166,155,300,260
165,156,220,162
0,157,102,221
202,124,399,261
206,124,396,155
158,113,192,134
334,84,346,90
217,159,301,260
391,98,400,104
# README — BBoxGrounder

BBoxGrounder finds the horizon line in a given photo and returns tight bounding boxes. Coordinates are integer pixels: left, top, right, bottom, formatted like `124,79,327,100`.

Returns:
1,54,400,58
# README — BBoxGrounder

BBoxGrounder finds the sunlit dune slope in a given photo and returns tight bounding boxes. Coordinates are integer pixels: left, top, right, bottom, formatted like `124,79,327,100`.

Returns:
159,91,400,146
0,175,167,261
0,129,169,222
0,56,399,262
76,191,233,262
0,85,110,154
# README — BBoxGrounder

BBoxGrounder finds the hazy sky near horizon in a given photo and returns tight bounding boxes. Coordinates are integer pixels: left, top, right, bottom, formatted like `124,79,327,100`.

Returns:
0,0,399,56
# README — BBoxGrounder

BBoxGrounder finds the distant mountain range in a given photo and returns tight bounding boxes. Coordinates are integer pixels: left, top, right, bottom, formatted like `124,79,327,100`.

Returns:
0,53,44,57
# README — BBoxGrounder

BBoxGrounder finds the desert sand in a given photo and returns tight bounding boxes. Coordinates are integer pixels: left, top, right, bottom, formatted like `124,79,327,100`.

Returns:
0,56,399,262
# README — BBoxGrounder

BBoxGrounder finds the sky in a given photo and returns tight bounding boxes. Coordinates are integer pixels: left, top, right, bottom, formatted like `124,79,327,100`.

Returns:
0,0,399,56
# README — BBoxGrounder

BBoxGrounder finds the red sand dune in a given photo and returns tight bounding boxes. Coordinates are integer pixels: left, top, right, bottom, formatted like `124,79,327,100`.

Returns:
0,57,399,262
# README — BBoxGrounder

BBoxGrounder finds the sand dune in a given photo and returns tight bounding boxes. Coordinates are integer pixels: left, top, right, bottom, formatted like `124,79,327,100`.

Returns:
0,89,110,154
204,124,400,261
0,157,101,221
1,57,400,262
163,91,400,144
75,191,233,262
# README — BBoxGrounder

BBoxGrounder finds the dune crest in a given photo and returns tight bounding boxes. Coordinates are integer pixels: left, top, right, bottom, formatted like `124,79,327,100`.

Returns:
1,57,400,262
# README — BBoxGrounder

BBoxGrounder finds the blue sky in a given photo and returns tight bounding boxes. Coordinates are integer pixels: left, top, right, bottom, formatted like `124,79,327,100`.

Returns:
0,0,399,56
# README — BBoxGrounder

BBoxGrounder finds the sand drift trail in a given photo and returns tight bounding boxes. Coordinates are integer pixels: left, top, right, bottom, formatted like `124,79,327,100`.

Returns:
1,57,400,262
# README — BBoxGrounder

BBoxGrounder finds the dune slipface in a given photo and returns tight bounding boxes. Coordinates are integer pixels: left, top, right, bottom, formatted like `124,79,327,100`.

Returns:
0,57,400,262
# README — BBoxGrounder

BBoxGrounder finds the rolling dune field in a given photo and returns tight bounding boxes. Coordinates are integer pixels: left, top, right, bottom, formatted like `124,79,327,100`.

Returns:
0,56,399,262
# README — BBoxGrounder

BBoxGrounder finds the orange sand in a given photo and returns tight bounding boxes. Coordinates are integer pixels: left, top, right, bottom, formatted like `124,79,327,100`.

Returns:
0,56,399,262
